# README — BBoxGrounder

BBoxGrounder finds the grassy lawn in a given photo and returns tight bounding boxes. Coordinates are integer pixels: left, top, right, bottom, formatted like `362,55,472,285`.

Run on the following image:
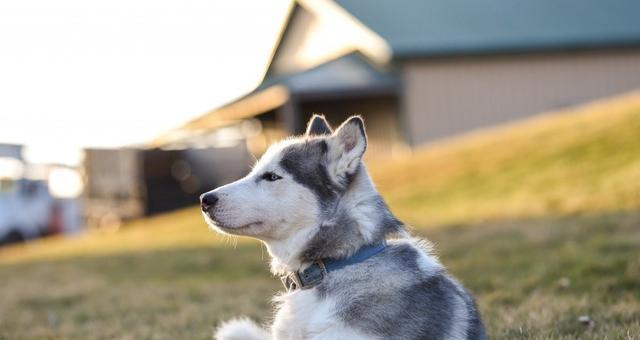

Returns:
1,92,640,339
1,212,638,339
370,91,640,227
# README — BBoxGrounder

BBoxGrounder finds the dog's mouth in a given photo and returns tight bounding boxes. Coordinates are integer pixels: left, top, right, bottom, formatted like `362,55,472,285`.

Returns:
215,221,263,230
202,212,263,231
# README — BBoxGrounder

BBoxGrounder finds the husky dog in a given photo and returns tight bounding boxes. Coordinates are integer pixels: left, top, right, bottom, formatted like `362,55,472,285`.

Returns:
200,115,486,340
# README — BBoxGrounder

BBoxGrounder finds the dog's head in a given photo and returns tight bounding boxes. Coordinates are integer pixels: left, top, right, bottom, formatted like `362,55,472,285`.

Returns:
200,115,367,242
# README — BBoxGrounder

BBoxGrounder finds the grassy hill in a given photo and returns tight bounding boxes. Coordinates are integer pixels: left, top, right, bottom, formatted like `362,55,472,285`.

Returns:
1,91,640,339
372,91,640,226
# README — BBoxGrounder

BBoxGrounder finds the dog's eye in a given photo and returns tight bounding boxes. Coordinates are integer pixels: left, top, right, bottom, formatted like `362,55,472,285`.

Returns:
261,172,282,182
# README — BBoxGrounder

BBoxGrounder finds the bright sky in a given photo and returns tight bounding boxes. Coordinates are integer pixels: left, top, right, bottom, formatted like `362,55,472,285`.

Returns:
0,0,291,149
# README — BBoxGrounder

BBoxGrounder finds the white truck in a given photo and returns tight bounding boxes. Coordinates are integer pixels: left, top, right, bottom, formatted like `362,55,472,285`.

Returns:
0,179,53,244
0,178,80,245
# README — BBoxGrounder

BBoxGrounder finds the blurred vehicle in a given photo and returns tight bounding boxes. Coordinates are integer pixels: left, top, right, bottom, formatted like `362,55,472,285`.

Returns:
0,149,82,246
0,178,55,244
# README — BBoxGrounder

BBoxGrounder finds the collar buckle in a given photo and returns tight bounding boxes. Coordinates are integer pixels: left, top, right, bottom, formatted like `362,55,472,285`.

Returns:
281,260,326,291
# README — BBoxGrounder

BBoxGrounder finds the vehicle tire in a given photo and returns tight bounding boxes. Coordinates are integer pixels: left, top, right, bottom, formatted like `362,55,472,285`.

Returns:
4,230,25,245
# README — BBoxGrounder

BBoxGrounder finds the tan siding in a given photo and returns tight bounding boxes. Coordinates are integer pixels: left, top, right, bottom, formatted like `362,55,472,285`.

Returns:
402,50,640,144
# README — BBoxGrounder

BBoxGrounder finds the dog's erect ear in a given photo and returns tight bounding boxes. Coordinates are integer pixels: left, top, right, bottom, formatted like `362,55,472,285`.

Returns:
305,114,333,136
330,116,367,176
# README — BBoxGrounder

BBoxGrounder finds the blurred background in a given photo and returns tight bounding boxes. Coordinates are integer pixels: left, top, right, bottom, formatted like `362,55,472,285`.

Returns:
1,0,639,338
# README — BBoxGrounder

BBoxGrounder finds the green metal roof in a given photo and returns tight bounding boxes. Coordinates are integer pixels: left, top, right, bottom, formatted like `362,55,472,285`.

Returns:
335,0,640,58
258,52,398,97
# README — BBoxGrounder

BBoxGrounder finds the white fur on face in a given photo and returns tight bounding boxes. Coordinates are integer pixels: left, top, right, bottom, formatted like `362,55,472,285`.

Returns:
202,139,321,241
202,117,371,271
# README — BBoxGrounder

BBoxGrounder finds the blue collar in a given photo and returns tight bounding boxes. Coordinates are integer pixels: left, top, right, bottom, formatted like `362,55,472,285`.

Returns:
281,240,387,291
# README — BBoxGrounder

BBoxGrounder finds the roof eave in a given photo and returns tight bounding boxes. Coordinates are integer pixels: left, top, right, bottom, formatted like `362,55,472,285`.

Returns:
391,39,640,61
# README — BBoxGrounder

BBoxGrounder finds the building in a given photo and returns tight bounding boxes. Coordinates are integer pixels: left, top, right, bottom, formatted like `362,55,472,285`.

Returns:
84,145,252,218
155,0,640,158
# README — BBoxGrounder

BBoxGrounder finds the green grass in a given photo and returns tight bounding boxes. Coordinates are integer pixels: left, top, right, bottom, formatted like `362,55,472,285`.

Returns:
1,212,638,339
371,91,640,226
1,92,640,339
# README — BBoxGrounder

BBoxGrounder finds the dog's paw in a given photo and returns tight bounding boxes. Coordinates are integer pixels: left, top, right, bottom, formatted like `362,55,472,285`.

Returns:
214,317,269,340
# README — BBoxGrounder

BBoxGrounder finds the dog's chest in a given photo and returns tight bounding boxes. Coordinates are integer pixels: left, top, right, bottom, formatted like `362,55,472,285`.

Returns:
272,288,366,339
272,289,334,339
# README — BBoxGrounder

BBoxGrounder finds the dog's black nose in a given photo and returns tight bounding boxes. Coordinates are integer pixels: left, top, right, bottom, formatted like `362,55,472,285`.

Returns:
200,193,219,211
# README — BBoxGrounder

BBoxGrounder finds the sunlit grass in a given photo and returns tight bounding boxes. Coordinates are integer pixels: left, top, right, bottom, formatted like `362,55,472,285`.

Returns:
0,208,219,264
1,91,640,339
1,213,638,339
372,91,640,226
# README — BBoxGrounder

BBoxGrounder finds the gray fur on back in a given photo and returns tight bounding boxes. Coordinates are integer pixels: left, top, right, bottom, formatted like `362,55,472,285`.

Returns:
316,241,487,340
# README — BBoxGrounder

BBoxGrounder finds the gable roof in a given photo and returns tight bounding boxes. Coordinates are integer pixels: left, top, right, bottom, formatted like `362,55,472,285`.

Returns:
258,52,397,98
335,0,640,58
152,0,640,146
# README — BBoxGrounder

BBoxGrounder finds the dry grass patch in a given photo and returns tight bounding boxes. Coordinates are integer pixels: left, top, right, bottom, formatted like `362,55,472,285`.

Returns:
372,91,640,226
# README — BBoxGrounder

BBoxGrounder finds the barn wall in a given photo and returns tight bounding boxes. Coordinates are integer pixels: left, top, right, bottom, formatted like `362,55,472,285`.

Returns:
402,49,640,144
